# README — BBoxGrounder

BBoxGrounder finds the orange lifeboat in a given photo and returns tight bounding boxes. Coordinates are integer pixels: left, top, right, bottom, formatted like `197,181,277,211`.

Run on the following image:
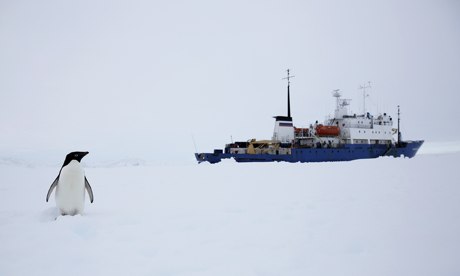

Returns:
315,125,340,136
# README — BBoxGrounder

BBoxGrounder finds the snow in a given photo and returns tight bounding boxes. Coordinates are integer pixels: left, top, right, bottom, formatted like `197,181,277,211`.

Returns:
1,150,460,276
418,140,460,155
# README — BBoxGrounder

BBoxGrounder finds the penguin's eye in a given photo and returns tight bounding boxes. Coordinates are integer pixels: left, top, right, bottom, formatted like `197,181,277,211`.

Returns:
75,154,78,157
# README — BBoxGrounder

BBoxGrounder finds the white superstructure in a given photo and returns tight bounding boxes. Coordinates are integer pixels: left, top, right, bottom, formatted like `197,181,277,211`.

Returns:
322,90,395,145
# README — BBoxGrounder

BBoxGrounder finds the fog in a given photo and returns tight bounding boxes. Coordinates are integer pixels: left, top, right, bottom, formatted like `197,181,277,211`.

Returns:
1,0,459,163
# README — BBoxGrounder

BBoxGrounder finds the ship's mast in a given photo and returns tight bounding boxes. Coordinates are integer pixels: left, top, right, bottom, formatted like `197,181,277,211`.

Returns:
359,81,371,114
332,89,341,110
397,105,401,145
282,69,295,118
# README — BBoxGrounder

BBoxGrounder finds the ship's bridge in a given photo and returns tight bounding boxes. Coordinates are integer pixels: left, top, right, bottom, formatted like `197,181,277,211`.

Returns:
333,114,395,144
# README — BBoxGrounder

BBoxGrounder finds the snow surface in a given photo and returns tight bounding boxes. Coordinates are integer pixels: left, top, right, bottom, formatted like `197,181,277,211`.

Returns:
1,152,460,276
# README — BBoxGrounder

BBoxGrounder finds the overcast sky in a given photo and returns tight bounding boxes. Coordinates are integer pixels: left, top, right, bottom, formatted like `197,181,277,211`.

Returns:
1,0,459,163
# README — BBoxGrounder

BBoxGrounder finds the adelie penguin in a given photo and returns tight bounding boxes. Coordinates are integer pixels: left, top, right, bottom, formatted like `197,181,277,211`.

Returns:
46,151,94,216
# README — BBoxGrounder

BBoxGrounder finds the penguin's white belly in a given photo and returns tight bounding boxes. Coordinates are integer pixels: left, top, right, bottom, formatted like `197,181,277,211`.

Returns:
56,160,85,215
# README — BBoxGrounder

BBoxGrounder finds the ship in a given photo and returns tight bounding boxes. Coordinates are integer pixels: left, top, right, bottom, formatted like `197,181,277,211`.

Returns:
195,70,424,164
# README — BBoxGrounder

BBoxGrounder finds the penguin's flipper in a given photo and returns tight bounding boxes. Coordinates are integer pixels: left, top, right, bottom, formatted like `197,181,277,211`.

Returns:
85,177,94,203
46,176,59,202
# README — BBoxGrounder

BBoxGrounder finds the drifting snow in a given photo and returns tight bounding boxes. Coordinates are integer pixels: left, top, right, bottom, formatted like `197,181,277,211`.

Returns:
1,151,459,275
418,140,460,155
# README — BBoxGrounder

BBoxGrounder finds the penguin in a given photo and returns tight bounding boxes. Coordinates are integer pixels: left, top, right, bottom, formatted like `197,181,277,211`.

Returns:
46,151,94,216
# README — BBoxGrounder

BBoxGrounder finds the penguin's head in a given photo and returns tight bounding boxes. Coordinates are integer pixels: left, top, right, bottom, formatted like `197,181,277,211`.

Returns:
63,151,89,166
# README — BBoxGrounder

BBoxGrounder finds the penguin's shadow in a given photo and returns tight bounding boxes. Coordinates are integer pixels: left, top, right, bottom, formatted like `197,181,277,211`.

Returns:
39,207,61,222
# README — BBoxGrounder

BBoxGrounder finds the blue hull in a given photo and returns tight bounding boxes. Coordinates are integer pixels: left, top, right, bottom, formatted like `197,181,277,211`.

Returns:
195,140,424,164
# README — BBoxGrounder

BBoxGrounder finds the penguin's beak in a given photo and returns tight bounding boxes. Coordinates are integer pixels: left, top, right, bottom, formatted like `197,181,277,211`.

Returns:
83,151,89,157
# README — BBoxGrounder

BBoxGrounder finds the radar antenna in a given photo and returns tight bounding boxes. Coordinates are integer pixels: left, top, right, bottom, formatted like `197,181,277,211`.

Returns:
332,89,350,109
332,89,341,109
282,69,295,118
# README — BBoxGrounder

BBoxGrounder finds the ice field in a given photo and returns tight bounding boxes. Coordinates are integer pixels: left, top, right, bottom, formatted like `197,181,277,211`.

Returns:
1,145,459,276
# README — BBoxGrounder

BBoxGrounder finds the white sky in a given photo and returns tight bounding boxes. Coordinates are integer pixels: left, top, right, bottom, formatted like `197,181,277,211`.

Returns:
1,0,459,163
